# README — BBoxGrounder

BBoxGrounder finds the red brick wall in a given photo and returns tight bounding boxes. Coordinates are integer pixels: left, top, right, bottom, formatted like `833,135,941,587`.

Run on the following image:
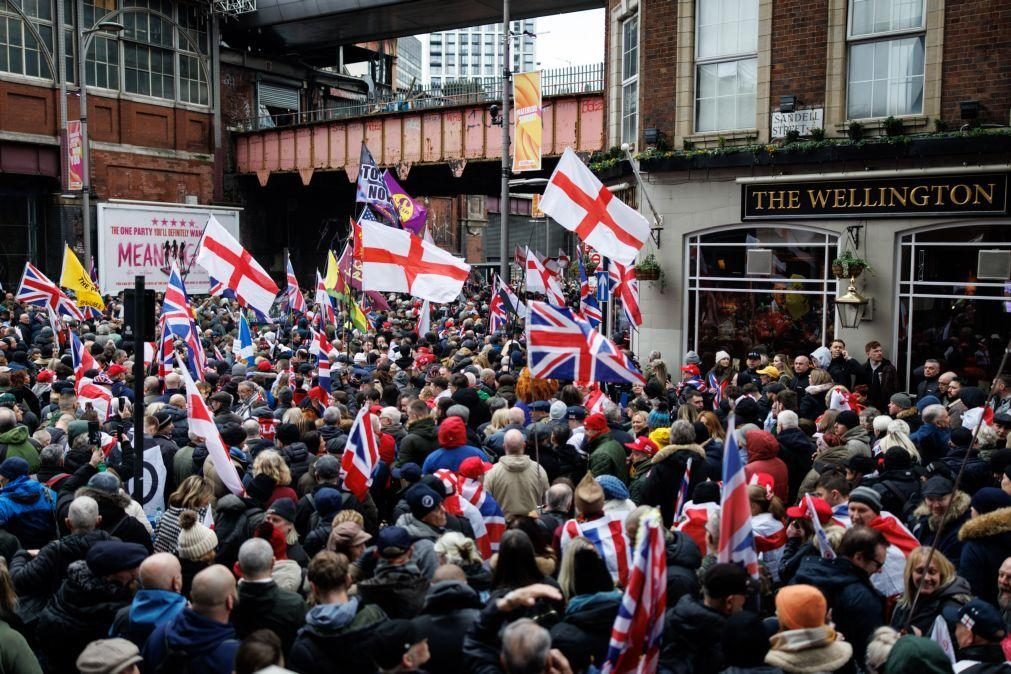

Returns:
220,64,257,129
0,81,57,135
940,1,1011,127
770,0,829,108
91,148,213,204
637,0,679,146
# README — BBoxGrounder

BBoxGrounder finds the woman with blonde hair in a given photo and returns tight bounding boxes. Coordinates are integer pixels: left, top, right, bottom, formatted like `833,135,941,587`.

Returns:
154,475,215,554
483,407,512,442
434,531,491,595
889,546,971,635
773,353,795,384
877,419,921,464
252,449,298,506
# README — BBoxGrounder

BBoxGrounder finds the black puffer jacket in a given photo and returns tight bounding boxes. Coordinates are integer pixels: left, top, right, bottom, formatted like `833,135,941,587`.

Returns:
775,427,815,503
413,580,483,673
159,403,191,452
396,418,440,467
665,531,702,603
56,485,153,553
866,468,923,520
642,444,710,528
659,594,729,674
281,441,312,485
355,560,429,619
10,529,112,600
35,560,135,672
213,494,265,567
550,590,621,673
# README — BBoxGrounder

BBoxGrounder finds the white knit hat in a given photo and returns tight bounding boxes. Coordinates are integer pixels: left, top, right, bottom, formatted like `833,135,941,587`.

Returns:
176,510,218,560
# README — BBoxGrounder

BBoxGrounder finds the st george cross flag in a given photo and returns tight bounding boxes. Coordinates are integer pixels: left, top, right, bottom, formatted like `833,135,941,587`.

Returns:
608,260,643,327
77,382,112,421
526,301,645,385
578,255,602,328
17,262,84,320
196,215,279,318
601,508,667,674
539,147,649,266
557,248,571,268
340,408,380,501
930,615,957,664
525,248,565,306
717,413,760,577
355,143,398,224
314,272,336,327
232,312,255,365
178,354,244,496
285,256,306,315
358,219,470,302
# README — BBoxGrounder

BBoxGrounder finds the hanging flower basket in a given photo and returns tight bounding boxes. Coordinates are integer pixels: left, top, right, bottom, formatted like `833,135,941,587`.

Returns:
636,268,661,281
831,251,871,279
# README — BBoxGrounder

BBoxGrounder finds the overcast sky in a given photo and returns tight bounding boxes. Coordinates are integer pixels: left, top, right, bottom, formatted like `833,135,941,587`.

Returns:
536,9,605,69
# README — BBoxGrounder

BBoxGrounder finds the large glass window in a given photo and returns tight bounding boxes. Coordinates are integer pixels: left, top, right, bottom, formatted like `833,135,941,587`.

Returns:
896,224,1011,390
621,14,638,147
695,0,757,133
0,0,55,78
847,0,924,119
686,227,838,369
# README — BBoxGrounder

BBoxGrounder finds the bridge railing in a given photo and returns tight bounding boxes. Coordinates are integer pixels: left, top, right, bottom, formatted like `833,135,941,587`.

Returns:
235,62,604,132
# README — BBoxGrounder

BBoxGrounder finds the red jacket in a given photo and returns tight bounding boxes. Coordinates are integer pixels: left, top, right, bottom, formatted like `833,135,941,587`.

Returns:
744,429,789,503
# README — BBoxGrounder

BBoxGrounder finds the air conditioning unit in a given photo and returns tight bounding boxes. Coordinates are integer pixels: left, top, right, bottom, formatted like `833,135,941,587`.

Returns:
977,249,1011,280
746,249,774,276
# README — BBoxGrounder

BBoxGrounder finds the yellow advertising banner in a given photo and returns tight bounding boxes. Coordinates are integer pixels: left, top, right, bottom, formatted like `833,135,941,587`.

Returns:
512,71,542,172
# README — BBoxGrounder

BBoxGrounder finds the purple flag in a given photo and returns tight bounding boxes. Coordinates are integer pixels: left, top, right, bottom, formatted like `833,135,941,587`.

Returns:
383,171,428,235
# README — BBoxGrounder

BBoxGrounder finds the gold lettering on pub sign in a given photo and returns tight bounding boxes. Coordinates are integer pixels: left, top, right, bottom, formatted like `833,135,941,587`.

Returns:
749,182,997,211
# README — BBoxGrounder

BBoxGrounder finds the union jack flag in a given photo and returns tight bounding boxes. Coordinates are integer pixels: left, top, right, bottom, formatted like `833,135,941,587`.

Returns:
70,329,96,389
674,457,693,522
717,413,759,577
459,476,505,557
161,262,206,381
608,260,642,328
314,272,335,328
489,275,508,334
285,257,307,315
208,276,236,300
434,469,494,558
578,255,602,328
340,408,380,501
561,511,631,586
601,508,667,674
16,262,84,320
526,301,644,385
309,328,335,364
707,372,723,407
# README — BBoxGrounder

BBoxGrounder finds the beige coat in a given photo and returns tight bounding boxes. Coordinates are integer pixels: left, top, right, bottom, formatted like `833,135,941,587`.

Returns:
484,454,550,517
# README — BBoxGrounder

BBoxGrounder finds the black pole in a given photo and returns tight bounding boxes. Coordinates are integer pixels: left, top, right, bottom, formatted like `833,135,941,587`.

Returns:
132,275,145,503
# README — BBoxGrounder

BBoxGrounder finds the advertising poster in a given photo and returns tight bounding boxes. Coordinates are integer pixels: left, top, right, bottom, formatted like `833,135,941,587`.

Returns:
97,201,242,295
512,71,542,172
66,121,83,191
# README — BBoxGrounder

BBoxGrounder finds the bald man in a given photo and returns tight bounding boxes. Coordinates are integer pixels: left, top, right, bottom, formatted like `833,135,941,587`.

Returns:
112,552,186,648
143,565,240,674
484,429,549,517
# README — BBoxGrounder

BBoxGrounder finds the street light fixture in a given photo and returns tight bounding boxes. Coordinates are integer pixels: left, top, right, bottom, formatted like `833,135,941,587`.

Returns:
835,276,869,329
78,16,125,266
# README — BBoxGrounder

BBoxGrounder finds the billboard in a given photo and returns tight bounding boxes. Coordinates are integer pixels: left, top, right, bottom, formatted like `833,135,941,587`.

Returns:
512,71,542,172
97,201,242,295
66,121,83,191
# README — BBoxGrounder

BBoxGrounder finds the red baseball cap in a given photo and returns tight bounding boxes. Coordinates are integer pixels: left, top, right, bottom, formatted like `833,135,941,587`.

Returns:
624,436,660,456
680,364,700,376
584,413,608,433
458,456,493,480
785,496,833,525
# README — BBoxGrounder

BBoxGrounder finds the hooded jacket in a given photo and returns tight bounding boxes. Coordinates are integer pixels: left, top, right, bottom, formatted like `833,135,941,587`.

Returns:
841,425,872,457
0,424,40,472
287,598,388,674
395,512,443,578
958,506,1011,605
57,485,154,553
397,417,440,467
910,490,971,564
484,454,549,517
414,580,483,672
9,529,112,600
142,607,240,674
355,559,430,619
641,443,709,528
792,555,884,666
587,431,629,485
0,474,56,549
281,441,312,485
212,494,266,567
233,579,308,653
665,530,702,603
775,427,815,504
35,560,135,672
111,588,188,648
550,590,622,672
744,431,789,503
659,594,730,674
889,575,972,636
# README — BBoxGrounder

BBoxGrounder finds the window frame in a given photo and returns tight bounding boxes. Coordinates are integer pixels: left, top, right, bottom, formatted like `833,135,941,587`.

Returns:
845,0,926,120
620,13,638,148
0,0,57,80
692,0,758,134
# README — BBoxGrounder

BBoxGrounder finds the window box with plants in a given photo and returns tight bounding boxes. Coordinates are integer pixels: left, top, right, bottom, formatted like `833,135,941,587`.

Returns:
831,251,872,279
635,253,663,281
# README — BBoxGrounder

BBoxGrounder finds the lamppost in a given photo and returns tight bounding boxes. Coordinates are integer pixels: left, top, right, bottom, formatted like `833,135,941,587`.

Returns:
498,0,511,283
77,15,124,265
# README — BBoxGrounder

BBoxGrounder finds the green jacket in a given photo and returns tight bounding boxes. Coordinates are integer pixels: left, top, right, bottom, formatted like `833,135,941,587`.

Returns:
587,432,628,485
628,457,652,505
0,619,42,674
0,426,40,473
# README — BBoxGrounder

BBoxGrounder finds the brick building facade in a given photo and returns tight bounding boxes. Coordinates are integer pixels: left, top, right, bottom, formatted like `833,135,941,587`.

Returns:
605,0,1011,392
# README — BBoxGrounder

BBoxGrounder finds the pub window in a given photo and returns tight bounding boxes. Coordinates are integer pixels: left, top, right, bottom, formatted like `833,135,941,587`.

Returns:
846,0,925,119
621,14,638,147
694,0,757,133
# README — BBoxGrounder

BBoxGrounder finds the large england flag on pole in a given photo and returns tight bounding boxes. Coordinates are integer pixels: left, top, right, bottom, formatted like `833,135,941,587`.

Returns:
196,215,279,318
525,248,565,306
358,219,470,302
539,147,649,266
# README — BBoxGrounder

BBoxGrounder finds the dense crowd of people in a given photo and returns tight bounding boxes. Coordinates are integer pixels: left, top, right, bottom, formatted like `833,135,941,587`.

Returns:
0,286,1010,674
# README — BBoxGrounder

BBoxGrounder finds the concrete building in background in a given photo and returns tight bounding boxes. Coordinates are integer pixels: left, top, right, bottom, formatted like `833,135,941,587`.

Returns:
425,21,537,87
396,36,423,91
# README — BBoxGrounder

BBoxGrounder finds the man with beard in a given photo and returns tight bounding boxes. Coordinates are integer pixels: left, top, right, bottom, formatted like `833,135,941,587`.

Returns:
997,557,1011,631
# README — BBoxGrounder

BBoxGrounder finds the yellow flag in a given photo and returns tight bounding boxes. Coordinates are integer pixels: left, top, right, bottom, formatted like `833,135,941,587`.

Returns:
324,250,340,295
60,244,104,311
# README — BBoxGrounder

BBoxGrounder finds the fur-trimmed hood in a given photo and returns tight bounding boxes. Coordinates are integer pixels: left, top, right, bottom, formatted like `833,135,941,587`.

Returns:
959,506,1011,541
74,484,132,510
651,442,706,464
913,490,971,532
